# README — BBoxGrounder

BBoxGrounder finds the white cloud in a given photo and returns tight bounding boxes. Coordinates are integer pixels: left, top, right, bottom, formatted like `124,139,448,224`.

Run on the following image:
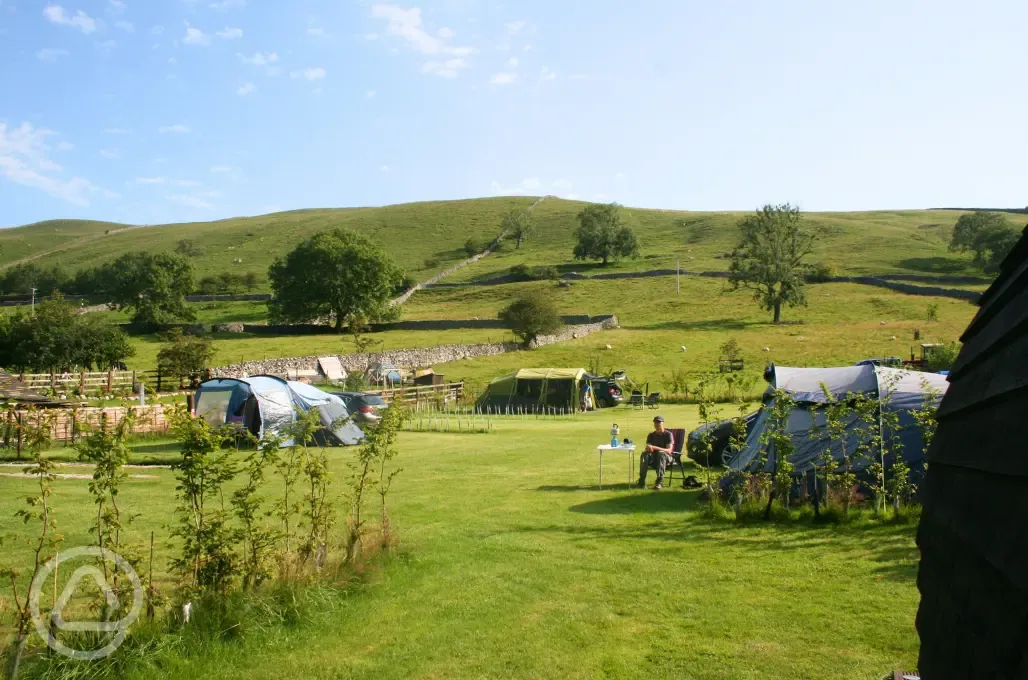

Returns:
108,0,126,13
522,43,533,52
506,56,518,67
216,27,243,39
539,66,556,82
505,20,526,35
238,51,278,65
366,90,376,98
489,177,541,195
159,124,190,134
99,149,119,159
37,48,69,62
615,172,626,180
307,26,326,37
56,141,75,151
0,121,102,206
365,32,379,40
114,20,133,32
210,0,245,9
133,177,164,184
151,24,164,35
380,165,390,172
104,127,131,134
291,67,326,80
168,56,177,64
490,72,517,85
422,58,467,78
237,82,256,95
167,194,214,209
183,23,211,46
95,40,116,51
371,4,477,75
210,165,232,173
569,73,589,81
43,5,97,33
172,179,201,187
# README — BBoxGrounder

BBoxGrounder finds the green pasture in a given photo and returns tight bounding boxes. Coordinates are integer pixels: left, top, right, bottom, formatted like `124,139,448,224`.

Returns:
0,406,920,679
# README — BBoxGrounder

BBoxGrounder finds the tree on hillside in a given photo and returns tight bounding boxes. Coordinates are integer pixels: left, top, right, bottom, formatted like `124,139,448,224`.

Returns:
728,204,818,324
0,263,69,297
102,251,196,327
0,295,134,372
502,210,533,250
949,211,1020,273
268,229,403,330
573,203,639,265
499,293,562,347
157,329,214,386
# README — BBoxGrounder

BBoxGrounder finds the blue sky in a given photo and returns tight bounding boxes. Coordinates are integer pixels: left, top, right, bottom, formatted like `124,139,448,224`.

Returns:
1,0,1026,227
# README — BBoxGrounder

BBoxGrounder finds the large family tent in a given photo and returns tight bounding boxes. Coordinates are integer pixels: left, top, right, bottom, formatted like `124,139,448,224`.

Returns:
477,368,595,412
193,376,364,446
724,364,949,476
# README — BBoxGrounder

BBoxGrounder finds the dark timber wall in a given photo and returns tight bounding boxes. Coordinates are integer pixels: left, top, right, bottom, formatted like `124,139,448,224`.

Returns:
915,225,1028,679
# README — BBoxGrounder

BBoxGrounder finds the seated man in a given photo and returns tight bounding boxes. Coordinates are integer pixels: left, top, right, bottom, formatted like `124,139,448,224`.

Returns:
639,415,674,489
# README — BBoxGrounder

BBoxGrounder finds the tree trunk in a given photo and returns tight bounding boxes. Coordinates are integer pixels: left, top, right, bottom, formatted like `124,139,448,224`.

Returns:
773,301,782,324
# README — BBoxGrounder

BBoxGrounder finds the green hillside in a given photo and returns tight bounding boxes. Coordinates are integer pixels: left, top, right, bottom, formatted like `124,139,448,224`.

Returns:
1,198,1018,284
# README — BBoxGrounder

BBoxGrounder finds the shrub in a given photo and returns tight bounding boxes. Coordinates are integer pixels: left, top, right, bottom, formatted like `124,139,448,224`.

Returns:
924,341,961,372
508,264,533,281
463,238,482,257
423,258,440,269
498,293,562,347
805,261,837,283
534,265,560,281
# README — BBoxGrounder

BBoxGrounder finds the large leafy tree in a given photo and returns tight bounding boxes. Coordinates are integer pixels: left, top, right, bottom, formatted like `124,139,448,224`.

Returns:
949,211,1020,273
0,296,134,372
157,329,215,384
268,229,402,330
573,203,639,265
728,204,818,323
502,209,533,249
498,293,562,347
0,263,69,297
102,251,196,327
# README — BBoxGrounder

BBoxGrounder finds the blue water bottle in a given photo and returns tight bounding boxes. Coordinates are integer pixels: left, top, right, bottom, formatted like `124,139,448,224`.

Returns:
610,424,620,448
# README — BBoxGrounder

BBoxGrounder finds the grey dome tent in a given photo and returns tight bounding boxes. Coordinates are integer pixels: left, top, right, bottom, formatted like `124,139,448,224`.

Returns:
724,364,948,477
193,376,364,446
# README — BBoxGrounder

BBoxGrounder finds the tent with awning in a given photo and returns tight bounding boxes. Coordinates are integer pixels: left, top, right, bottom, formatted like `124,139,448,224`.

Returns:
476,368,594,412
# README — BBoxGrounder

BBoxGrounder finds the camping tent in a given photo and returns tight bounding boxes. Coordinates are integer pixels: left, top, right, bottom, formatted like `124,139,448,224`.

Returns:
193,376,364,446
724,364,948,477
477,368,595,412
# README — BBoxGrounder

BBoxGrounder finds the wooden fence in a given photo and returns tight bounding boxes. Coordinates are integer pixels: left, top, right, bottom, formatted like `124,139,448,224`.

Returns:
2,405,174,449
18,369,197,394
363,382,465,406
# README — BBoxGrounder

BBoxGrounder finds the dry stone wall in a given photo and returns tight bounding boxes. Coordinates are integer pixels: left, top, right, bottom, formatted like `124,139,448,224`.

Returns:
211,314,618,379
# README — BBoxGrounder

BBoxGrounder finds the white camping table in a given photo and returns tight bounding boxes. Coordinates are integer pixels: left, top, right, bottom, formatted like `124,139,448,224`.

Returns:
594,444,636,489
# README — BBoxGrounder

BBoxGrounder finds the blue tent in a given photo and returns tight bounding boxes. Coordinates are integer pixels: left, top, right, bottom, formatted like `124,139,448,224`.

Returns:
725,365,949,476
193,376,364,446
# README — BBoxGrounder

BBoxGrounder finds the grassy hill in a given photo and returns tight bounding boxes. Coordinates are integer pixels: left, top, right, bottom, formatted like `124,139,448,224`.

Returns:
2,198,1020,285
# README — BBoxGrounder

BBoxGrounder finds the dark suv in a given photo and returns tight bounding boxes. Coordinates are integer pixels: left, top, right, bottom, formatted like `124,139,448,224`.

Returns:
332,392,389,424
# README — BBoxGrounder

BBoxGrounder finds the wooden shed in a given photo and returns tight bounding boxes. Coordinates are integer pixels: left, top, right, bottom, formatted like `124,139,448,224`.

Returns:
915,225,1028,678
413,369,444,386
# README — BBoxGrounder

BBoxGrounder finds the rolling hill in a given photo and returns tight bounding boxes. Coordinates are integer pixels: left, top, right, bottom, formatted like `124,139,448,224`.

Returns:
1,198,1020,286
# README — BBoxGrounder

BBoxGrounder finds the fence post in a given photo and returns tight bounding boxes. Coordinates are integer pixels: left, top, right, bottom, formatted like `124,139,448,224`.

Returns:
16,412,23,460
50,369,56,391
132,370,138,392
107,368,114,394
80,370,86,392
3,407,12,449
157,368,162,393
186,394,194,414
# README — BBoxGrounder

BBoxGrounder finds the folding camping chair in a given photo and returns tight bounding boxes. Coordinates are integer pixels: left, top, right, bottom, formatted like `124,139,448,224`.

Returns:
629,391,644,408
644,392,661,409
640,428,688,487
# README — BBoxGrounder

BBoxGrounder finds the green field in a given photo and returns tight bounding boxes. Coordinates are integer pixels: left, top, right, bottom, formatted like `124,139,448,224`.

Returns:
1,199,1013,286
0,406,921,679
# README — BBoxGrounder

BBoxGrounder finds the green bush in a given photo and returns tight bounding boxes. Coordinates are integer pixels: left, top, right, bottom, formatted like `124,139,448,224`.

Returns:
534,265,560,281
423,258,440,270
805,262,837,283
508,264,533,281
463,238,482,258
925,341,961,372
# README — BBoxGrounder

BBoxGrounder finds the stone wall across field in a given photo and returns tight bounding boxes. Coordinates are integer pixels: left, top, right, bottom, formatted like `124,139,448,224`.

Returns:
210,314,619,379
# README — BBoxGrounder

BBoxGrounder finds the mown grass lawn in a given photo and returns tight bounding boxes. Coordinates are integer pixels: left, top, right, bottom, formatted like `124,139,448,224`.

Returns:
0,406,920,679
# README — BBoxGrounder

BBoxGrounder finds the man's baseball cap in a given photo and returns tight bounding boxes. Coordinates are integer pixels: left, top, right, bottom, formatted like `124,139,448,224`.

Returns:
652,415,664,422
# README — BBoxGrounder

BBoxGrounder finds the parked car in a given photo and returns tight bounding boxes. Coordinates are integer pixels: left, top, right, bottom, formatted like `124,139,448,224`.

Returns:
590,378,624,407
332,392,389,424
686,411,760,467
854,357,903,368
